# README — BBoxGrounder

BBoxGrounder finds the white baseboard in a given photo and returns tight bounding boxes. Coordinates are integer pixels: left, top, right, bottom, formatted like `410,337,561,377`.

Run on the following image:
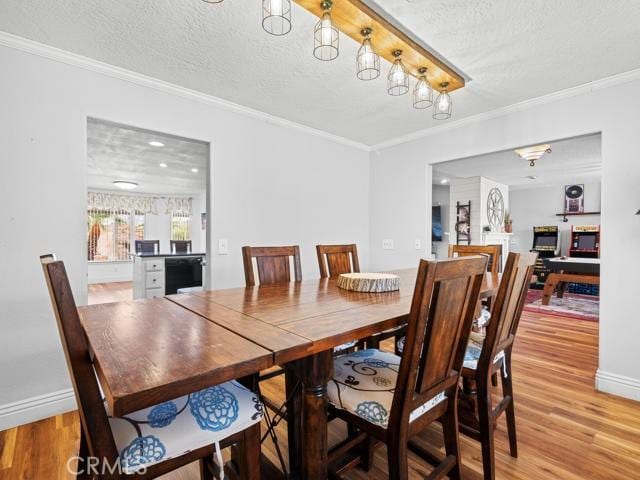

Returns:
596,370,640,401
0,389,76,431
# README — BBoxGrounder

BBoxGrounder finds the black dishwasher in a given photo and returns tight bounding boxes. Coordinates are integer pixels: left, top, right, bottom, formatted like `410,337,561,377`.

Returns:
165,256,203,295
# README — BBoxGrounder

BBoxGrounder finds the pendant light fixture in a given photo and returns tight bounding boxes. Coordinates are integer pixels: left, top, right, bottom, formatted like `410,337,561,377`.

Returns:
262,0,292,36
356,28,380,80
387,50,409,96
313,0,339,61
412,67,433,109
433,82,452,120
514,144,552,167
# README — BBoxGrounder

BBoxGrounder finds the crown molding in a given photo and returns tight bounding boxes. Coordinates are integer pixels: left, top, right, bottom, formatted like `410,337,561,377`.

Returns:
372,67,640,151
0,31,371,152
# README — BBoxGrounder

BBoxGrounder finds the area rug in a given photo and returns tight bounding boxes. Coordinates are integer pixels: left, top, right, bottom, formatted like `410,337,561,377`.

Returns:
524,290,599,322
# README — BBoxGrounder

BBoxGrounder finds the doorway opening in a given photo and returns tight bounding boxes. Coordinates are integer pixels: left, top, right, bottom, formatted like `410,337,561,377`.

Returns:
430,133,602,323
86,118,210,305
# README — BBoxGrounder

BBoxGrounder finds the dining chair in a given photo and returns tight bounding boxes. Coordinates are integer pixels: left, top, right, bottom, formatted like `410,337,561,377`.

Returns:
458,251,537,480
327,255,488,480
448,244,502,274
170,240,192,254
241,245,303,474
242,245,302,286
40,254,262,480
316,243,405,352
316,244,360,278
135,240,160,255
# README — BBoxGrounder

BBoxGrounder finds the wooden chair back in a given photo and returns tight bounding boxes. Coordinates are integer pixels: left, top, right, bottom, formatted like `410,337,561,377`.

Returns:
316,244,360,278
242,245,302,286
39,255,119,464
391,256,487,425
170,240,192,254
480,252,537,370
135,239,160,255
448,244,501,273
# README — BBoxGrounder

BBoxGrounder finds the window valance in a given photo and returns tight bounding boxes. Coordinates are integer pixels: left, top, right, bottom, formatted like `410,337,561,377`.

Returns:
165,197,192,216
87,192,193,216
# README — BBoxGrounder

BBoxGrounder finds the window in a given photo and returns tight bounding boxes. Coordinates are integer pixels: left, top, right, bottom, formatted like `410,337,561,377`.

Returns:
87,209,145,262
170,214,191,241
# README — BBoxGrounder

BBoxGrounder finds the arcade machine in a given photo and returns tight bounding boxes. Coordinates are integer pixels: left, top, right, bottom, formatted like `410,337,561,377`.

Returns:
569,225,600,258
567,225,600,295
530,226,561,289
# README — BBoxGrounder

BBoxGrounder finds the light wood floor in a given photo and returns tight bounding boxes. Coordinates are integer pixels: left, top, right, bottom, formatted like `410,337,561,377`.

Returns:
1,312,639,480
87,281,133,305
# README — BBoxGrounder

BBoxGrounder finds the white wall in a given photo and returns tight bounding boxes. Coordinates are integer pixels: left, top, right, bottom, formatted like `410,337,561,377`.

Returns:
449,177,482,244
509,182,601,254
431,184,450,259
0,40,370,428
370,74,640,401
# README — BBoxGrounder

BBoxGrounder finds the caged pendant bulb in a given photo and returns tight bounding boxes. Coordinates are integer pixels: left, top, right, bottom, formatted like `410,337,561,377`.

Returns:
262,0,292,36
433,82,452,120
387,50,409,96
412,67,433,109
313,0,339,61
356,28,380,80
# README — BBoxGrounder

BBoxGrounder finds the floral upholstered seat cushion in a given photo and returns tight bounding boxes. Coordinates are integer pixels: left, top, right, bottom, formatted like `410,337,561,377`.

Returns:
327,349,446,429
463,331,505,370
108,381,263,474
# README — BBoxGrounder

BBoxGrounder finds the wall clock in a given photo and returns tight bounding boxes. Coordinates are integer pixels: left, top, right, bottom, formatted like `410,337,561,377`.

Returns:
487,188,505,229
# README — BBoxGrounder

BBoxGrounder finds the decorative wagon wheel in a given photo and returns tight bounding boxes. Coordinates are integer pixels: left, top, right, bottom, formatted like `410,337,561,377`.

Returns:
486,188,504,229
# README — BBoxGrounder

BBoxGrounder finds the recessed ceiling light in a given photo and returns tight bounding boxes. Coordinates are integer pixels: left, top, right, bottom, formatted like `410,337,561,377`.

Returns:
440,178,449,184
191,168,199,173
159,163,167,168
149,141,165,147
113,181,138,190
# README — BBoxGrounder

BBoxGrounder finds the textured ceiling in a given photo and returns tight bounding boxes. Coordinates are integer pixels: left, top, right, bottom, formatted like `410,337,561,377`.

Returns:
432,134,601,189
1,1,640,145
87,119,208,195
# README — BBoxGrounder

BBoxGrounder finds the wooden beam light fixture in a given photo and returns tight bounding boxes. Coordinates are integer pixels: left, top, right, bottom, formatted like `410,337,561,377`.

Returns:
202,0,466,119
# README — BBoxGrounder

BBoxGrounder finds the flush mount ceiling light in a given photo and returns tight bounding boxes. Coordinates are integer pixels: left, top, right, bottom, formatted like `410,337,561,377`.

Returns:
113,181,138,190
201,0,224,4
515,144,552,167
191,168,199,173
159,163,168,168
356,28,380,80
262,0,292,36
148,141,165,147
433,82,452,120
387,50,409,96
313,0,339,61
413,67,433,109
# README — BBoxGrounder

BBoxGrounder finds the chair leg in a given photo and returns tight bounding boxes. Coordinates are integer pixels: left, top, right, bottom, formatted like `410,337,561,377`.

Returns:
501,356,518,458
199,456,215,480
477,383,496,480
360,435,376,472
386,439,408,480
237,423,261,480
441,398,462,480
76,429,91,480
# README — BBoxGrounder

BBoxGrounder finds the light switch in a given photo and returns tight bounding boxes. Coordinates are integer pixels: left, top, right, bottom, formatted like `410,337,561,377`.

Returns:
382,239,394,250
218,239,229,255
415,239,422,250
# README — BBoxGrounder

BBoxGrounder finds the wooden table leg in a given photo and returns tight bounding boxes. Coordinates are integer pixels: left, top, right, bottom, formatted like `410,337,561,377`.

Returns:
299,350,333,480
285,362,303,480
541,273,560,306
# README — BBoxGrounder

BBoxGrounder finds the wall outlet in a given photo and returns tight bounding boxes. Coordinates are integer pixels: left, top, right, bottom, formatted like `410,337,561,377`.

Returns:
415,239,422,250
382,239,394,250
218,238,229,255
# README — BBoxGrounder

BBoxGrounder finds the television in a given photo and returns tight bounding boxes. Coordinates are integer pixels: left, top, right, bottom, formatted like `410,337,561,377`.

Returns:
432,205,443,242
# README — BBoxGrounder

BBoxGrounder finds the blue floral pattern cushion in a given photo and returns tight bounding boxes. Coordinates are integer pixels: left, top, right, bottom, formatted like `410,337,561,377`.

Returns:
108,381,263,474
463,332,505,370
327,349,446,429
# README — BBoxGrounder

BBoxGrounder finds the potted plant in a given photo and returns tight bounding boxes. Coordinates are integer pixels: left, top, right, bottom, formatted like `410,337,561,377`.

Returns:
504,211,513,233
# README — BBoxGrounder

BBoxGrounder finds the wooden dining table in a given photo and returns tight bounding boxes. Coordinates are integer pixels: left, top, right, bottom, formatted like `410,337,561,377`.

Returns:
79,268,499,480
